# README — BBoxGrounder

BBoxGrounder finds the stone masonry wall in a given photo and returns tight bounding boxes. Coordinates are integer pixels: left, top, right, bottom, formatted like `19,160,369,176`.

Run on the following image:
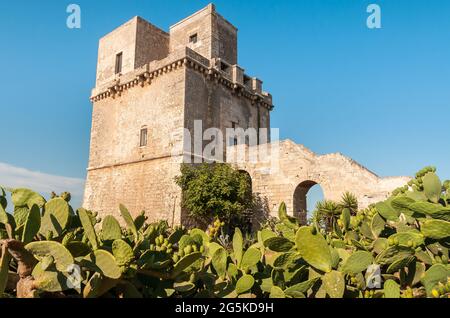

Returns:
84,4,410,226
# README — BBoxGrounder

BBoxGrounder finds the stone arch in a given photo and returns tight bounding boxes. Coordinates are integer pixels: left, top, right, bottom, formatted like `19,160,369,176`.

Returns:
293,180,323,224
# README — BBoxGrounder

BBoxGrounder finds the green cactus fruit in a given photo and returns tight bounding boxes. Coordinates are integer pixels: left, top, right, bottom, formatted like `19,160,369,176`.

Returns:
83,272,118,298
77,208,99,250
383,279,400,298
212,247,228,278
0,245,12,294
101,215,122,241
83,249,122,279
178,235,194,251
112,239,134,266
240,247,261,270
423,172,442,203
235,274,255,295
420,264,450,297
269,286,285,298
295,226,332,273
264,237,295,252
341,250,373,274
420,219,450,240
375,201,399,221
11,188,46,209
39,198,70,237
184,245,193,255
171,252,203,278
322,270,345,298
25,241,74,272
172,254,180,263
232,227,243,267
119,204,138,241
22,204,41,244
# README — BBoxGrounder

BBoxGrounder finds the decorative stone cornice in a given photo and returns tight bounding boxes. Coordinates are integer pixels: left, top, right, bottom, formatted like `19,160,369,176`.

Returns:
90,48,274,110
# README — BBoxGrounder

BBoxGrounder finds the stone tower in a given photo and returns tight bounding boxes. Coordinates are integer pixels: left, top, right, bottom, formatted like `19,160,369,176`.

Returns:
84,4,409,224
83,4,273,224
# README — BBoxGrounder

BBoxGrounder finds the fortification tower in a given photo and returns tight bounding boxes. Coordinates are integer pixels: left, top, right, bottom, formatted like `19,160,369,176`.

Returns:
83,4,273,223
84,4,409,225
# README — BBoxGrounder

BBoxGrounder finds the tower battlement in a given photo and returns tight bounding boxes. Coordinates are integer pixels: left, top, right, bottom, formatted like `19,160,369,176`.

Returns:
92,4,270,107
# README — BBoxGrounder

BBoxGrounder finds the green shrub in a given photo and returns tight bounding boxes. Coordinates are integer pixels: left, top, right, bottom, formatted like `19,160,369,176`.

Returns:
175,163,253,232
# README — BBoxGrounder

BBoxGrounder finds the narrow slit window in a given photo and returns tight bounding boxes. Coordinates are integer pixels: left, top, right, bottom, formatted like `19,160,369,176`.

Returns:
140,128,148,147
189,33,198,44
115,52,123,74
231,122,238,146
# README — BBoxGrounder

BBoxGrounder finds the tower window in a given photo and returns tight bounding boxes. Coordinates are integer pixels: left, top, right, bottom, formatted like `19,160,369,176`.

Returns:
231,122,238,146
115,52,123,74
189,33,198,44
140,128,148,147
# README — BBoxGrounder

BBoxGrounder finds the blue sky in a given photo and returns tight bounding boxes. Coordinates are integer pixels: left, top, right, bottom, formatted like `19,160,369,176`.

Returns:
0,0,449,210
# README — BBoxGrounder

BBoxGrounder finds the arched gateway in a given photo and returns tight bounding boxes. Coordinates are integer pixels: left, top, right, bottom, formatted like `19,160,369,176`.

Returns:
228,140,410,221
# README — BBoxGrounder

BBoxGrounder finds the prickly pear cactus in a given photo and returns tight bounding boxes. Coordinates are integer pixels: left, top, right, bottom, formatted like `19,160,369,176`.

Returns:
0,167,448,298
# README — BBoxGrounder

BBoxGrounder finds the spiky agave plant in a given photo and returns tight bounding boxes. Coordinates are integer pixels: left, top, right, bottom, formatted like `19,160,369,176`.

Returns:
315,200,340,232
339,192,358,215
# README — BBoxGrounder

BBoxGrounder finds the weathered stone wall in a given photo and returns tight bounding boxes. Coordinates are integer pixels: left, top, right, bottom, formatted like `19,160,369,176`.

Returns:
170,4,237,65
84,157,183,225
228,140,410,221
183,66,270,159
96,17,138,86
135,18,169,69
84,65,186,223
84,4,410,226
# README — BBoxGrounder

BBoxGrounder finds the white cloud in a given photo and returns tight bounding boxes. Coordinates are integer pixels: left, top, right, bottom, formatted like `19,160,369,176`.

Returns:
0,162,85,206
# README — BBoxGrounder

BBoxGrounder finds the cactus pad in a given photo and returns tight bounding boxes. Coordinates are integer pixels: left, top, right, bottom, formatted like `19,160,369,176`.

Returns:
295,226,332,273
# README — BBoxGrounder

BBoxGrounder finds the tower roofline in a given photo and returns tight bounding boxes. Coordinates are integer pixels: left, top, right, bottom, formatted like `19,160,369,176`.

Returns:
169,3,238,32
99,16,169,42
